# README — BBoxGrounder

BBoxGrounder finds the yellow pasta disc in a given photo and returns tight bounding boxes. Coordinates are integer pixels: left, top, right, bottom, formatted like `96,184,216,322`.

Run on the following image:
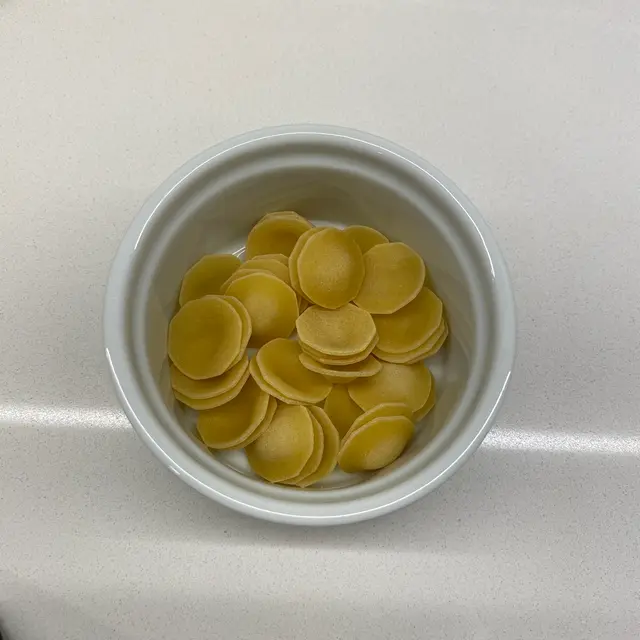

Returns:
256,338,333,404
374,319,446,364
299,352,381,384
238,257,291,285
261,211,307,222
354,242,425,314
174,365,251,410
300,334,379,366
250,253,289,265
246,215,313,259
225,396,277,450
196,376,270,449
296,304,377,356
297,228,365,309
231,395,278,449
225,272,298,347
245,404,315,482
373,288,443,354
170,353,249,400
342,402,413,441
288,227,325,295
338,415,414,473
178,254,241,306
218,295,252,367
343,225,389,254
323,385,363,438
414,371,436,421
168,295,243,379
348,361,432,413
297,406,340,487
283,410,325,486
407,321,449,363
249,358,303,405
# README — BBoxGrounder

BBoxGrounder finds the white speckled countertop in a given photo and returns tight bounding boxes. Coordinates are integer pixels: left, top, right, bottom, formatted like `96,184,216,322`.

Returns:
1,1,639,638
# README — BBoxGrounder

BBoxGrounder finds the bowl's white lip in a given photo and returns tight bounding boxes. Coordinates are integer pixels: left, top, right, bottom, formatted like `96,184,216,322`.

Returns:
104,124,516,526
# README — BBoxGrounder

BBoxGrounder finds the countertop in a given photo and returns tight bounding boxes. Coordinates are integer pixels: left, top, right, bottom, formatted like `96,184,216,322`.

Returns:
1,1,639,638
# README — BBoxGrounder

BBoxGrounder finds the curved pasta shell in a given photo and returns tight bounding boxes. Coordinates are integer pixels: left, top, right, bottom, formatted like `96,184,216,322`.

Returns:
282,410,325,486
246,215,313,259
297,228,365,309
296,304,377,357
256,338,333,404
343,225,389,254
179,254,241,306
226,272,298,347
170,353,249,400
168,295,243,379
347,362,432,413
373,288,443,354
245,404,315,482
174,365,251,410
299,353,381,384
196,376,271,449
323,385,363,438
297,406,340,487
354,243,425,314
338,415,414,473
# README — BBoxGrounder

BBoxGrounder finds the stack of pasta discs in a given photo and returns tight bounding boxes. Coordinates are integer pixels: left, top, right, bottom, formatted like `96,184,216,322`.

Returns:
167,211,449,487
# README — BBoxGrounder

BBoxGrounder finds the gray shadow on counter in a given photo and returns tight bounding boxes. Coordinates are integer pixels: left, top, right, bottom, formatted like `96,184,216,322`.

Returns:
4,422,637,559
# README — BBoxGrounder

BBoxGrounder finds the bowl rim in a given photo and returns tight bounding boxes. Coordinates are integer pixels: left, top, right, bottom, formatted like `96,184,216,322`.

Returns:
104,124,516,525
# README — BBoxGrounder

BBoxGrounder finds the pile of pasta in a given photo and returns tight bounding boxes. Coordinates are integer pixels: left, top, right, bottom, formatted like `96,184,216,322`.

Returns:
168,212,447,487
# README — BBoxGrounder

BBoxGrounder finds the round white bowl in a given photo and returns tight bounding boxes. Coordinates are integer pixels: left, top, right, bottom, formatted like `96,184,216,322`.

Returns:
104,125,515,526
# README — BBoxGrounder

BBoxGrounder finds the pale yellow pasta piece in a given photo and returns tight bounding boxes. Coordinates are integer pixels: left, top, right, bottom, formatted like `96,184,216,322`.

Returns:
238,258,291,285
299,352,381,384
338,415,414,473
168,295,243,379
174,365,251,410
249,358,303,405
246,215,313,259
251,253,289,265
323,385,363,438
196,376,270,449
373,288,443,354
225,272,298,347
256,338,333,404
261,211,307,222
297,406,340,487
300,334,378,366
245,404,315,482
288,227,325,295
220,268,274,293
374,319,446,364
219,295,252,367
170,353,249,400
297,228,365,309
178,254,241,306
343,225,389,254
283,410,325,486
298,297,311,313
354,242,425,314
229,395,278,449
296,304,377,356
348,362,432,413
342,402,413,441
414,371,436,421
408,321,449,362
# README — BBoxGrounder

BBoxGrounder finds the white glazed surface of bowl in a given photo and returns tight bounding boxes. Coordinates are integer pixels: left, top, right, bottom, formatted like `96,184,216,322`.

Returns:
104,125,515,525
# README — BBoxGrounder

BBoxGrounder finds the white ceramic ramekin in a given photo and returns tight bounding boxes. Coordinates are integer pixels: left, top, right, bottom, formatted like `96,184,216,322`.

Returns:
104,125,515,525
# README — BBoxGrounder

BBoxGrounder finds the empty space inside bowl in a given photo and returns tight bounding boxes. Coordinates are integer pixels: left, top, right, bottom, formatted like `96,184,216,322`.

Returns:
129,145,489,496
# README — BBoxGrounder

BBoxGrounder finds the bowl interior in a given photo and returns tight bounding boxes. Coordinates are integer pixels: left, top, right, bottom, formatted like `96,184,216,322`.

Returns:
114,129,506,519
